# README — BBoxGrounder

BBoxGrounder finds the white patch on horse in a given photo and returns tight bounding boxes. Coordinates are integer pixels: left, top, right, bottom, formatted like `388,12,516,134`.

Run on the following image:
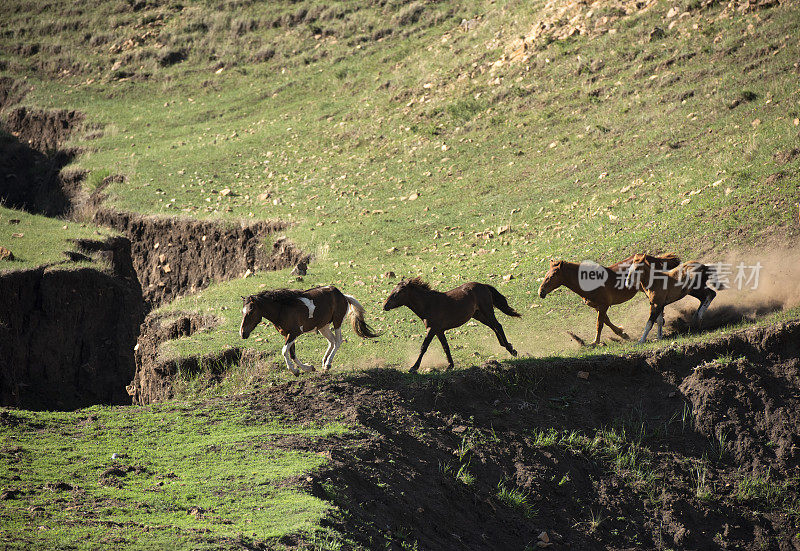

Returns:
298,297,316,318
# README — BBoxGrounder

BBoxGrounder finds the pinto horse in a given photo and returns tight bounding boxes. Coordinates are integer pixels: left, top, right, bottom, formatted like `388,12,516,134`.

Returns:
624,255,725,342
383,277,521,372
537,254,681,345
240,286,379,376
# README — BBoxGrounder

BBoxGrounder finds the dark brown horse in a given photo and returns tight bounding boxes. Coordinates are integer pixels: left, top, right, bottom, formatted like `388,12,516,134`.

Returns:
383,277,521,372
538,254,681,345
240,286,379,376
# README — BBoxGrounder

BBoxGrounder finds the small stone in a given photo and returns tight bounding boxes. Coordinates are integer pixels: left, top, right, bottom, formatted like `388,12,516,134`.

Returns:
11,233,23,238
162,264,171,273
408,192,419,201
158,253,166,263
649,27,665,41
751,118,761,127
383,271,396,279
243,269,253,278
577,371,589,380
219,188,233,196
257,191,271,201
503,274,514,282
538,531,550,543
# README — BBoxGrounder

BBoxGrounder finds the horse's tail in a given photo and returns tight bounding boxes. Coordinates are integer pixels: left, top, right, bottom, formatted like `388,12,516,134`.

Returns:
344,294,381,338
704,264,727,290
488,285,522,317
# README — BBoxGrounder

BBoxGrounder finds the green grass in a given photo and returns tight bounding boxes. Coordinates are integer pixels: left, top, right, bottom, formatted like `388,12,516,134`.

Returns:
0,206,116,272
0,400,349,550
496,479,535,517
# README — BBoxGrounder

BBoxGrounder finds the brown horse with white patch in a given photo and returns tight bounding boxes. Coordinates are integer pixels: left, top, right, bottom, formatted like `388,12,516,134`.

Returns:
537,254,681,345
240,286,379,376
383,277,521,372
624,255,725,342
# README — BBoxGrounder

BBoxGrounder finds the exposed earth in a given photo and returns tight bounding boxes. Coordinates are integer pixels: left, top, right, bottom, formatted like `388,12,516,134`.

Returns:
236,320,800,549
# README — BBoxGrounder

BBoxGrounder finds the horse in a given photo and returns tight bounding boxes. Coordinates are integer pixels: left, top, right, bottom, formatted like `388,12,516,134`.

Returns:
624,254,725,342
537,254,681,346
239,285,379,376
383,277,521,372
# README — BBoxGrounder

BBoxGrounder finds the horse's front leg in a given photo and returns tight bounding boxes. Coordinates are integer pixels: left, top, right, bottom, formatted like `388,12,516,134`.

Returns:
591,308,604,346
639,305,662,343
410,328,436,373
602,311,630,340
436,332,455,370
281,332,302,376
290,341,315,373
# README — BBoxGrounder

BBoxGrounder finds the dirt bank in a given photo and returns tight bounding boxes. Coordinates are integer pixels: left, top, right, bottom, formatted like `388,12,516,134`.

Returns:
127,311,256,405
0,237,145,410
243,320,800,550
93,209,307,306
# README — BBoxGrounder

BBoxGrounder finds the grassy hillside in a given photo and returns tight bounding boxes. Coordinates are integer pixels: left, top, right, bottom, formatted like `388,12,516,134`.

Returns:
1,0,800,547
5,0,796,365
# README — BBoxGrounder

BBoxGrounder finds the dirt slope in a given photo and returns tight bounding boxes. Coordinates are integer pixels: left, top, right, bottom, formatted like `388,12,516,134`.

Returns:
243,321,800,550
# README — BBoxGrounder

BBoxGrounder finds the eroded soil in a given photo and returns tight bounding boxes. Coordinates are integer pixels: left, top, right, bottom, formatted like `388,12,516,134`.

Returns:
240,321,800,550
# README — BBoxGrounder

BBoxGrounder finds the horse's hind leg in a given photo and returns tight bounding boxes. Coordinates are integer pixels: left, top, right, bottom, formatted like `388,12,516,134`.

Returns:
436,332,455,370
475,310,517,356
410,328,436,373
694,289,716,330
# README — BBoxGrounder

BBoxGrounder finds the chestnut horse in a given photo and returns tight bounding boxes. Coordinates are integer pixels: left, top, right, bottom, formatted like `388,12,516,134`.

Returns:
624,255,724,342
383,277,521,372
538,254,681,345
240,286,379,376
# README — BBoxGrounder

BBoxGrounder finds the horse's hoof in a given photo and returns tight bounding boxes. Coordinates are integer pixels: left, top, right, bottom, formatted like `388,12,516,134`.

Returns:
621,332,631,340
409,365,420,373
509,348,518,357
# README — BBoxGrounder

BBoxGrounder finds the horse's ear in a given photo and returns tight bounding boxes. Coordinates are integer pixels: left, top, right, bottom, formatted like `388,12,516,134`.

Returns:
241,295,246,301
549,259,558,266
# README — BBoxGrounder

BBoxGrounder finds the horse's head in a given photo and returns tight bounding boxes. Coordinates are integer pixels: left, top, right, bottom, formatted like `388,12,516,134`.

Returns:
239,295,262,339
383,278,415,311
538,260,565,299
624,254,649,289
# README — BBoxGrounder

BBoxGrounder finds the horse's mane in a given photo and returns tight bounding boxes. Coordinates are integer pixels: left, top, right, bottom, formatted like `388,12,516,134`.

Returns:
251,288,306,306
403,277,432,291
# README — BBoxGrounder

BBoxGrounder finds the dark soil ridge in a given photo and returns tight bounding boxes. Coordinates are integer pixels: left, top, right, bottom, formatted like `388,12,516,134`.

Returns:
0,237,145,410
93,209,307,306
239,320,800,551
